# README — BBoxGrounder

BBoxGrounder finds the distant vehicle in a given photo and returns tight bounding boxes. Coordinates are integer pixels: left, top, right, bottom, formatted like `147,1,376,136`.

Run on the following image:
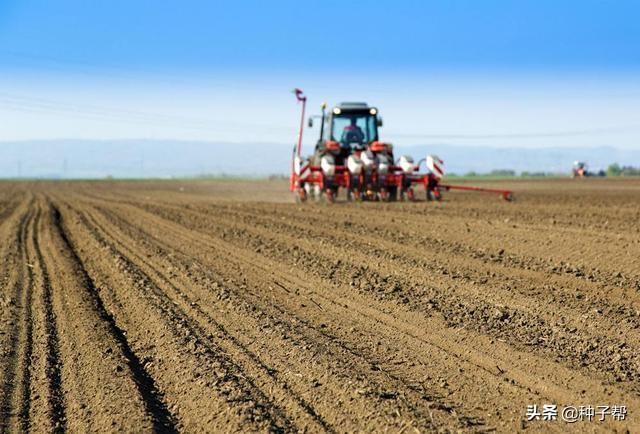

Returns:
572,161,589,178
572,161,605,178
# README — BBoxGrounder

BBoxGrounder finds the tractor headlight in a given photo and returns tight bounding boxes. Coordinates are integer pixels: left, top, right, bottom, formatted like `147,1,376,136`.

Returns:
369,108,377,115
333,108,341,115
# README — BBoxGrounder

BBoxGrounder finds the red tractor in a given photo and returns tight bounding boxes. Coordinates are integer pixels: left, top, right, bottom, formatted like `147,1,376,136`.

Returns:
289,89,513,202
572,161,589,178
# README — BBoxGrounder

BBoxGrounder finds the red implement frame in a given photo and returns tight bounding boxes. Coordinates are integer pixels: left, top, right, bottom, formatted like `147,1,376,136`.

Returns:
295,164,351,190
290,88,307,192
391,159,514,201
439,183,513,201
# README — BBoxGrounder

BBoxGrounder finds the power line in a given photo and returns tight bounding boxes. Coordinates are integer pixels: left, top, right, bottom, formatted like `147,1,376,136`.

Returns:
1,51,281,93
2,52,639,141
3,51,183,82
0,91,292,134
387,125,640,140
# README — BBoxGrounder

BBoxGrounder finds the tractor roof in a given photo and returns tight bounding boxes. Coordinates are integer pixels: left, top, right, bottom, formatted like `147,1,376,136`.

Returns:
336,102,370,110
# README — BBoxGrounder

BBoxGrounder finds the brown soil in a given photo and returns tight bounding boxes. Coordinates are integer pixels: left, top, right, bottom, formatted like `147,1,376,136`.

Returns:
0,178,638,432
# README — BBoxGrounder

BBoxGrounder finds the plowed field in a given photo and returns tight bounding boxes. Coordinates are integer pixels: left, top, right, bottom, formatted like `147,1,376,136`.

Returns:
0,178,638,432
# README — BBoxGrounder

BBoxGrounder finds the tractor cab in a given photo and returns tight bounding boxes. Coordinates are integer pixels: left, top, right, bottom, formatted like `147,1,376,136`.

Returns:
310,102,382,155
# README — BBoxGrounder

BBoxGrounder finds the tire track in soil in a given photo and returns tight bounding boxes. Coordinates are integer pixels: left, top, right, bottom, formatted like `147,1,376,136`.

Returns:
54,199,298,432
71,206,334,432
0,200,34,432
0,196,69,433
31,203,68,433
13,205,36,432
34,197,160,432
49,204,178,433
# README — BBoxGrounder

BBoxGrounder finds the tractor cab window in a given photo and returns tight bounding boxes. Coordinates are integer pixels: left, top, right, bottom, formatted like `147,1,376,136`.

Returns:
331,114,377,148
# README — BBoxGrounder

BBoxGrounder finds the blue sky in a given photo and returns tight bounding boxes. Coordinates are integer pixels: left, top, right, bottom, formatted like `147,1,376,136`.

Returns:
2,0,639,72
0,0,639,148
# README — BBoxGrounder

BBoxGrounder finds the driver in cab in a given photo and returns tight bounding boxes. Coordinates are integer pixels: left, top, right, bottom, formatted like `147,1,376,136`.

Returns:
341,118,365,147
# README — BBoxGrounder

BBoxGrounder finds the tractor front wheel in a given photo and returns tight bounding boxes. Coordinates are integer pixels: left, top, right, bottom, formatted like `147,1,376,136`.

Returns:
294,187,307,203
427,188,437,201
325,188,335,203
347,188,362,202
400,188,415,201
386,186,398,202
378,188,389,202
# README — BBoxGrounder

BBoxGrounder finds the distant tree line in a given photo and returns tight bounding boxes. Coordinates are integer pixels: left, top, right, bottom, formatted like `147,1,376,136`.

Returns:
457,169,517,177
519,171,557,177
451,164,640,178
453,169,556,178
606,163,640,177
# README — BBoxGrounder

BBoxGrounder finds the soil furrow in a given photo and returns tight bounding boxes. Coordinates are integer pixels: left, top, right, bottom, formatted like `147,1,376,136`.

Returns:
33,198,155,432
31,203,69,433
74,198,467,431
18,203,68,433
0,201,34,432
166,200,640,310
50,204,178,433
72,205,335,432
54,199,297,432
149,201,640,341
13,205,36,432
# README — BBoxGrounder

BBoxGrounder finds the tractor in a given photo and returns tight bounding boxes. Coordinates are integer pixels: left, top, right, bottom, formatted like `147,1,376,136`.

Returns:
572,161,589,178
289,89,513,203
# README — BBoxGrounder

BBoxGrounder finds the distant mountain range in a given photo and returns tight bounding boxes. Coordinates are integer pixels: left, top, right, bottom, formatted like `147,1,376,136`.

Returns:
0,139,638,178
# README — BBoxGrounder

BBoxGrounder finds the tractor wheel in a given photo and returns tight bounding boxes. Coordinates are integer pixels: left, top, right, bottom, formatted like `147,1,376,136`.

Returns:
347,188,362,202
387,186,398,202
294,188,307,203
400,187,413,201
426,188,435,201
310,184,321,202
379,188,389,202
407,188,415,201
325,189,335,203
